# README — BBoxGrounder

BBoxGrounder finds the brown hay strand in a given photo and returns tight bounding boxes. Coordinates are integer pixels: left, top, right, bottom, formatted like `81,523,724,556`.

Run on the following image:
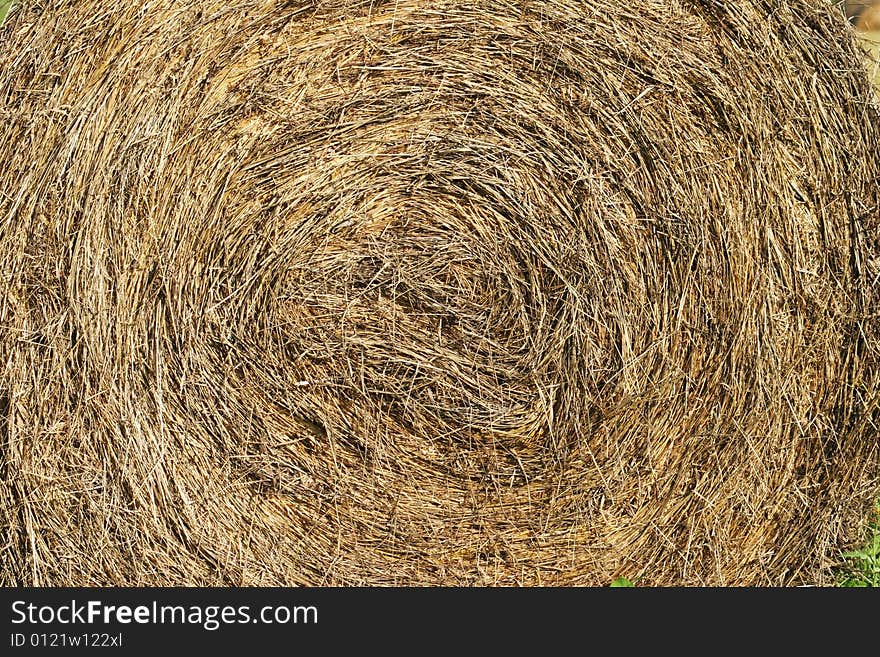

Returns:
1,0,879,586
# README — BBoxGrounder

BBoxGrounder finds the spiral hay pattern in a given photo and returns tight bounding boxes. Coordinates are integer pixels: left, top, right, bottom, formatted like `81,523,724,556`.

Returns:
1,0,879,585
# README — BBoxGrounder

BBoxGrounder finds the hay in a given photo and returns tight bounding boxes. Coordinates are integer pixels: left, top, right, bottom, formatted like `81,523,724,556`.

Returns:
1,0,879,586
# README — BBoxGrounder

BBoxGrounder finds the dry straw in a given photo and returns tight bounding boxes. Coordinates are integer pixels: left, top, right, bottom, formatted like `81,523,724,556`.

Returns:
1,0,879,586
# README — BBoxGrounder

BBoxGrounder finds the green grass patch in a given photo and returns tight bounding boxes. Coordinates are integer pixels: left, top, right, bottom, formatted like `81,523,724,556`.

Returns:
838,504,880,587
0,1,13,25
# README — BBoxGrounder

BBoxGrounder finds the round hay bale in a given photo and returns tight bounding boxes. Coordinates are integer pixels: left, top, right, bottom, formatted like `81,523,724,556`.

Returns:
1,0,878,586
